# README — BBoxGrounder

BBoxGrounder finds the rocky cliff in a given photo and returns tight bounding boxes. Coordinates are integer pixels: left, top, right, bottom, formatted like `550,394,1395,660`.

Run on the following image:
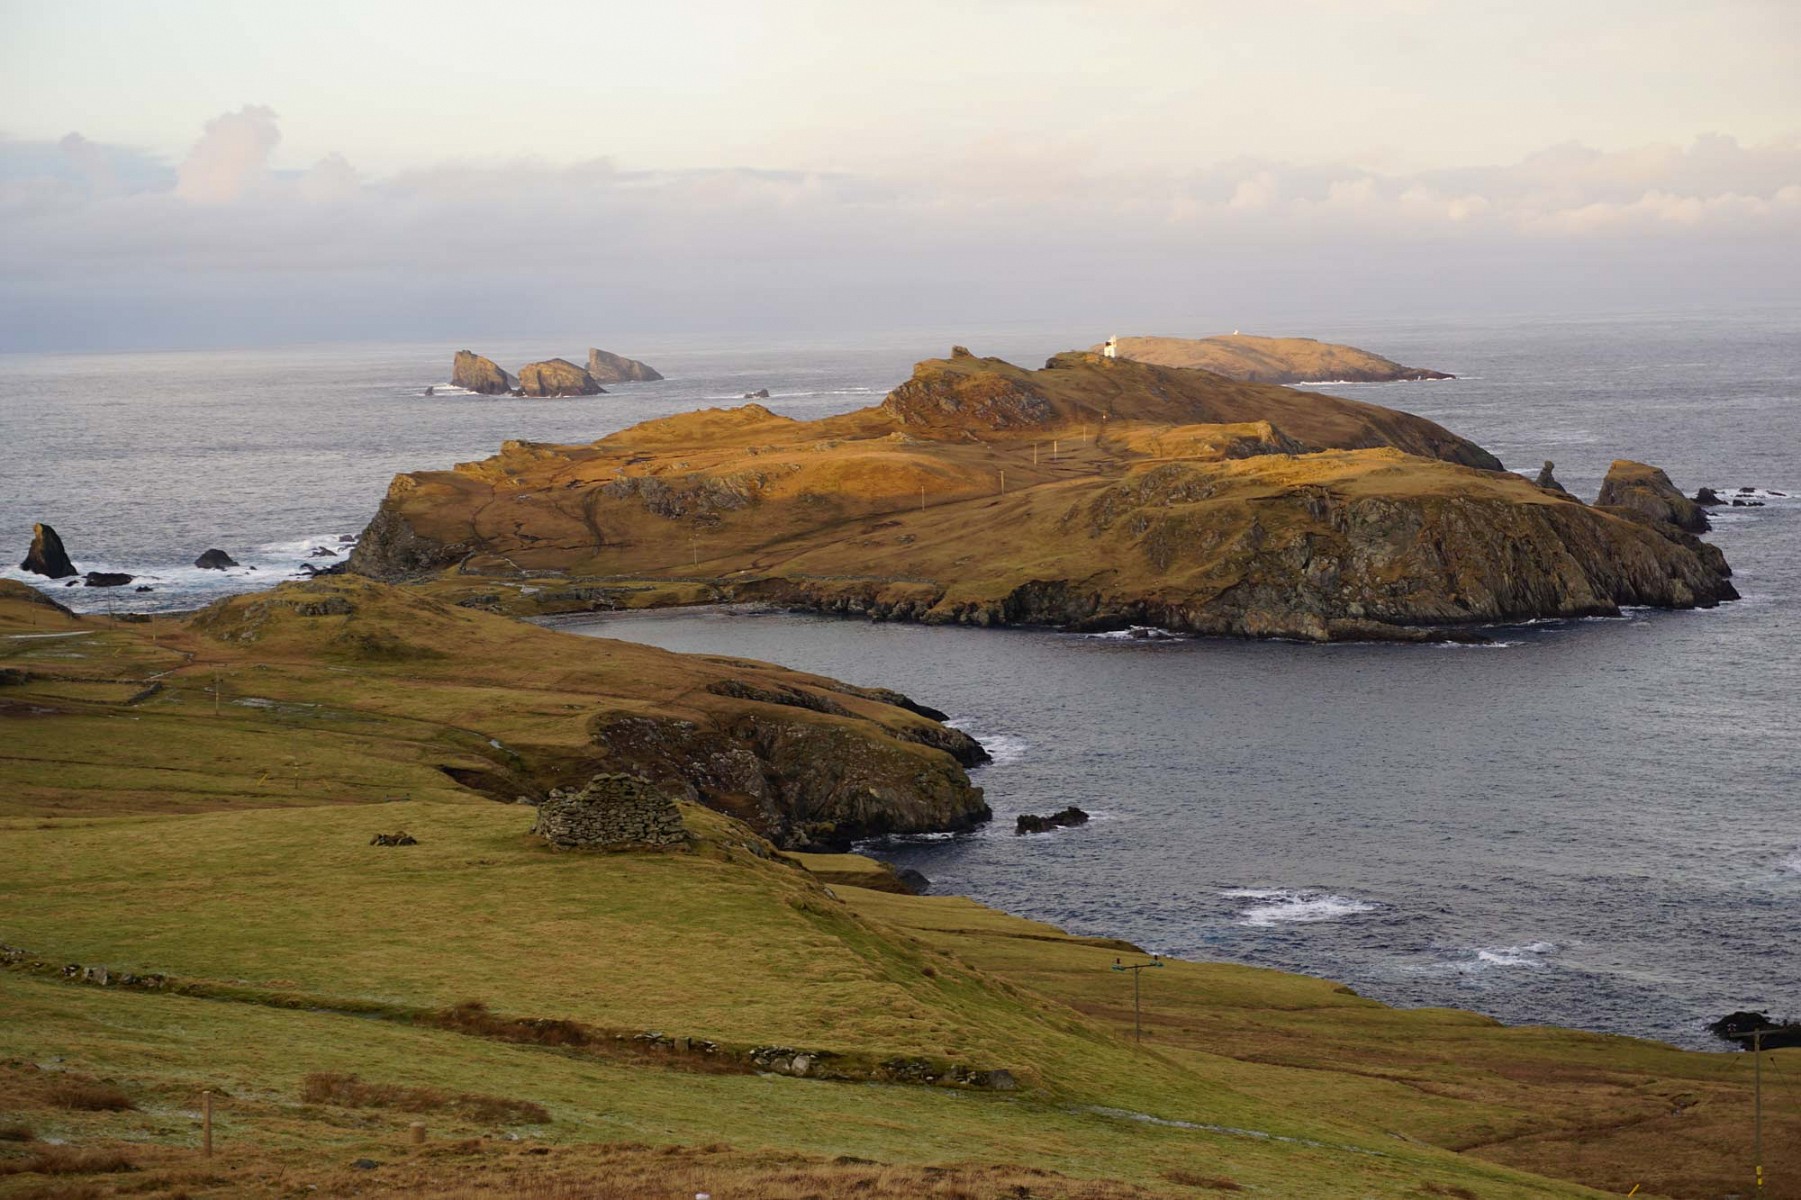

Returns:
451,350,517,395
19,523,76,579
517,358,603,397
350,349,1734,641
1596,460,1710,533
587,347,665,382
1096,334,1453,383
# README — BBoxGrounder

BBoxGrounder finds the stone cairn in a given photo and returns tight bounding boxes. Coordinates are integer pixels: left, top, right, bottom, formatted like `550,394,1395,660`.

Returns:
533,774,686,850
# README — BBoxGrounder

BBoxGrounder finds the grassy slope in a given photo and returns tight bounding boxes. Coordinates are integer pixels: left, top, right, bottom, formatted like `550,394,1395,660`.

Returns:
2,581,1792,1199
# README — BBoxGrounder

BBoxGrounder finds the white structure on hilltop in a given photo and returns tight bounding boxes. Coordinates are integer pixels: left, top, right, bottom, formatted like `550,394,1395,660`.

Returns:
1103,335,1119,359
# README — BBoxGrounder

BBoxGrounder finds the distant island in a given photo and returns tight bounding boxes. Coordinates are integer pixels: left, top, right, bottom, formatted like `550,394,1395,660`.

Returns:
1094,333,1454,383
448,347,663,397
352,346,1733,641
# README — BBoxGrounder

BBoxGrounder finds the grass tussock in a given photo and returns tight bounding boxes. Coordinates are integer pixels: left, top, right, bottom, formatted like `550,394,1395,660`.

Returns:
0,1122,35,1142
1161,1169,1243,1191
44,1079,135,1112
0,1145,139,1176
300,1071,549,1125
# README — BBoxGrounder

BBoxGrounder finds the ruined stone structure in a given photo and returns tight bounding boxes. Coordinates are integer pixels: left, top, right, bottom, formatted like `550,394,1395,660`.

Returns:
532,774,687,849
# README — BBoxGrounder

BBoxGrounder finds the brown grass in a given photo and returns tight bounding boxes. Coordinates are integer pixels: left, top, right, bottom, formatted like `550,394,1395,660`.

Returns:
44,1079,135,1112
0,1145,138,1176
1420,1185,1478,1199
300,1071,550,1125
0,1122,35,1141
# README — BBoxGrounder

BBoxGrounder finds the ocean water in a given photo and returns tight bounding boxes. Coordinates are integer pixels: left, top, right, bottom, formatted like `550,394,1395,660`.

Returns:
4,311,1797,1047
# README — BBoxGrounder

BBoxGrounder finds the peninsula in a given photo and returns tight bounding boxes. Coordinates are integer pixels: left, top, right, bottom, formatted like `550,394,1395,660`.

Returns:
352,347,1734,640
1096,333,1454,383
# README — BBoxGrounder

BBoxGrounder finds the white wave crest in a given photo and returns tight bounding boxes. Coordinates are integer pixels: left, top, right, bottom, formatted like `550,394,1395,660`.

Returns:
1468,941,1557,969
1083,625,1184,641
1223,888,1378,927
948,721,1029,767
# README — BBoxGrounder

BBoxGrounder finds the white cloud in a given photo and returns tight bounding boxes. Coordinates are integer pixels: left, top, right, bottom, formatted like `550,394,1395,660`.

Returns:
175,105,281,203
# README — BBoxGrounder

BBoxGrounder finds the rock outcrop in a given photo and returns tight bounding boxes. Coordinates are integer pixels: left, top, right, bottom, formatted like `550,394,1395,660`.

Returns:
1533,461,1569,495
451,351,517,395
1693,487,1724,506
586,348,664,383
20,523,76,579
1095,334,1454,384
1016,806,1090,834
350,349,1736,641
83,572,133,588
516,358,603,397
533,773,687,849
194,548,238,570
1596,460,1709,533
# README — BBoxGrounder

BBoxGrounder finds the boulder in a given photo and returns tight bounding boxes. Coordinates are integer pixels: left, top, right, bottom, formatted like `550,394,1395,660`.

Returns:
1534,460,1569,495
83,571,133,587
1016,805,1090,835
194,548,238,570
310,546,338,557
1693,486,1724,506
20,523,77,579
369,831,418,847
896,867,931,894
1596,460,1709,533
517,358,604,397
743,388,771,399
451,350,517,395
586,348,665,383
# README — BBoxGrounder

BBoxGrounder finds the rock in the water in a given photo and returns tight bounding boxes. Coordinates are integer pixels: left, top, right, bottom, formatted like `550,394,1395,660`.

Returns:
516,358,603,397
20,523,77,579
194,548,238,570
1534,460,1569,495
310,546,338,557
1693,487,1724,506
1708,1011,1801,1050
451,350,517,395
83,571,133,587
586,348,664,383
134,585,153,592
1016,806,1090,835
533,773,687,849
1596,460,1709,533
743,388,771,399
338,534,357,543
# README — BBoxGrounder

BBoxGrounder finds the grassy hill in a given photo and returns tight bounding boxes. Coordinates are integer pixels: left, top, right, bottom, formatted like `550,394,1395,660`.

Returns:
1,579,1793,1198
347,350,1734,640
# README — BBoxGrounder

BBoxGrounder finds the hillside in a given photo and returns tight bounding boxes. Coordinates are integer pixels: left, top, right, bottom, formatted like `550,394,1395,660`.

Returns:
349,349,1734,640
1097,334,1454,383
0,580,1794,1198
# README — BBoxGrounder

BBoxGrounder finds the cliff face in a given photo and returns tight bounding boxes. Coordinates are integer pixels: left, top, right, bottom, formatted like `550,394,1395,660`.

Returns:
587,347,665,382
1097,334,1454,383
517,358,603,397
1596,460,1710,533
451,351,516,395
351,349,1735,641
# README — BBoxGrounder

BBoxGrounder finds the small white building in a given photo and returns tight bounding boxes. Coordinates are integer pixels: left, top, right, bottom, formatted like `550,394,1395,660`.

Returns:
1103,335,1119,359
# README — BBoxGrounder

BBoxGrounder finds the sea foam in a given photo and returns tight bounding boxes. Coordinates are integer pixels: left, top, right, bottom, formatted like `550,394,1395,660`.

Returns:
1223,888,1378,927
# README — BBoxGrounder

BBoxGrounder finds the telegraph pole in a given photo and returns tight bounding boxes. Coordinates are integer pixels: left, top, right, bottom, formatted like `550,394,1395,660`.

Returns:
1111,955,1163,1042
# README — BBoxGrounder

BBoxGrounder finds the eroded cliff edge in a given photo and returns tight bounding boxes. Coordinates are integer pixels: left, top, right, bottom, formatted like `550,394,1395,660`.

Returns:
350,349,1735,641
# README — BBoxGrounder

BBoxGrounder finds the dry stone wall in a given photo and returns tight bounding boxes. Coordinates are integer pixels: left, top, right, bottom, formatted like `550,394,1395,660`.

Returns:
533,774,686,849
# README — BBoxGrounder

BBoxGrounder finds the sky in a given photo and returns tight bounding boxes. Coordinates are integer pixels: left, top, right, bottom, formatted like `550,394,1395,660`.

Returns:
2,0,1798,350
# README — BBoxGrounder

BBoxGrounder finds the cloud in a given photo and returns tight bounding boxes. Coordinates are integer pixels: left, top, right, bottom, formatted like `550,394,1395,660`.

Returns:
175,105,281,203
0,108,1797,348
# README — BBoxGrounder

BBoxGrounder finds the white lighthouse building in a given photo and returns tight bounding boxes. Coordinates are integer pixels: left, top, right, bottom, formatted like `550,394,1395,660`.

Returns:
1103,335,1119,359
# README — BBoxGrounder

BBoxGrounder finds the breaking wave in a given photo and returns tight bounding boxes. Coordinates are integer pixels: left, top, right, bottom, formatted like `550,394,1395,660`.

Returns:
1222,888,1379,927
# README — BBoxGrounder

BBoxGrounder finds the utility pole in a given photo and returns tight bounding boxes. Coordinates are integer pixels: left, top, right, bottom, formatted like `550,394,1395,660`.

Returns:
1111,955,1163,1042
1752,1027,1766,1194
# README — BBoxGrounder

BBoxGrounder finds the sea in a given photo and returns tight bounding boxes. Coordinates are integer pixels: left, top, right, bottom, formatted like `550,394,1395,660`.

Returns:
3,310,1796,1049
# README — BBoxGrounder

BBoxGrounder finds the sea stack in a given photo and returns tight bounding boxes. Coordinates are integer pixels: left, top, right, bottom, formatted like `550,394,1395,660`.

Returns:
1534,461,1570,495
516,358,604,397
450,351,517,395
194,548,238,570
586,348,664,383
1596,460,1710,533
19,523,77,579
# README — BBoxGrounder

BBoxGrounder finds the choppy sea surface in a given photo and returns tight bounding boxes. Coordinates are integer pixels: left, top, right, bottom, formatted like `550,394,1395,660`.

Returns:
4,312,1797,1047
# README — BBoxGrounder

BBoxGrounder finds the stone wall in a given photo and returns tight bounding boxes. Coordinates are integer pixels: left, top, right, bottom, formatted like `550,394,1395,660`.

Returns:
533,774,686,849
